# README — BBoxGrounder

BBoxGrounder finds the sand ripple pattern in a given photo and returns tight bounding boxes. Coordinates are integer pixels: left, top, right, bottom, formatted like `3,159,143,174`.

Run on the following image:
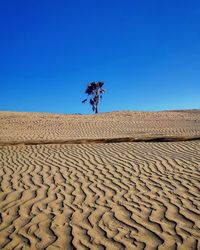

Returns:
0,141,200,249
1,111,200,143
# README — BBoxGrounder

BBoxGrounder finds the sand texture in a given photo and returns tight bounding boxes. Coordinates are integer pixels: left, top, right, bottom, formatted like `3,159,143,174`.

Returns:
0,111,200,249
1,110,200,144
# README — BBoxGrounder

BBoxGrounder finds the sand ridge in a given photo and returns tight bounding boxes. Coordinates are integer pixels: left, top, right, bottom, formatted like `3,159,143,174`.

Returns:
0,111,200,249
0,110,200,144
1,135,200,147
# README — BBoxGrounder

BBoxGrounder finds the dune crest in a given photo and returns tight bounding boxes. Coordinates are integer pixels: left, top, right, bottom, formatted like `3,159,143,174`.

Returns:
0,110,200,144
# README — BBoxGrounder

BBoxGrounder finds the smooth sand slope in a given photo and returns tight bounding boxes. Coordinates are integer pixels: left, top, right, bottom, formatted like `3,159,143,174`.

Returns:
0,111,200,249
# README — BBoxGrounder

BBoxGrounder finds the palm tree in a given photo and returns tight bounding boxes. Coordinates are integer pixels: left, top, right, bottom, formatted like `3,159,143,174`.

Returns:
82,81,106,114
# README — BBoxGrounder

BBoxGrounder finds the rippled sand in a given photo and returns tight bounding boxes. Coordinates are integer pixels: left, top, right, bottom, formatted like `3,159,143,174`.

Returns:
1,110,200,143
0,111,200,249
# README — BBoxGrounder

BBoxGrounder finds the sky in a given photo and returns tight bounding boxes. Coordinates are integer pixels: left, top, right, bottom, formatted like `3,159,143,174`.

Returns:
0,0,200,114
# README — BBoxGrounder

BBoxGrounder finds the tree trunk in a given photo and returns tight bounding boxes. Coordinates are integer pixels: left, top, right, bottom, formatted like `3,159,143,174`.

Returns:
94,91,99,114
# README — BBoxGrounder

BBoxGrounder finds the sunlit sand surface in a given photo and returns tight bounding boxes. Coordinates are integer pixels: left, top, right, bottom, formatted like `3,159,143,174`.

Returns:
0,111,200,249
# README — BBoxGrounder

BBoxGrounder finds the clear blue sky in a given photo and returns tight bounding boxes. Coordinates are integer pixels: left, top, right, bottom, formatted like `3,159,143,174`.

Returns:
1,0,200,114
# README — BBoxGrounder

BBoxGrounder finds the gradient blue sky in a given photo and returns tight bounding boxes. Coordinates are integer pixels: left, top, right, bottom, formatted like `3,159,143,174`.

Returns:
1,0,200,114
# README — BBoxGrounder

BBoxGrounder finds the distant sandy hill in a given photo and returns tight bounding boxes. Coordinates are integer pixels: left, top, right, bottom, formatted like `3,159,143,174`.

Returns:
0,110,200,144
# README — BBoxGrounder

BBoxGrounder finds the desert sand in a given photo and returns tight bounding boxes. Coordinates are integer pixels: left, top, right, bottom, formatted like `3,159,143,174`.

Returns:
0,110,200,249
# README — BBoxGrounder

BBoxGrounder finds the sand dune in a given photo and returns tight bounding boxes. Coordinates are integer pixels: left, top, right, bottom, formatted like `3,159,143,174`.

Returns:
1,110,200,144
0,111,200,249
